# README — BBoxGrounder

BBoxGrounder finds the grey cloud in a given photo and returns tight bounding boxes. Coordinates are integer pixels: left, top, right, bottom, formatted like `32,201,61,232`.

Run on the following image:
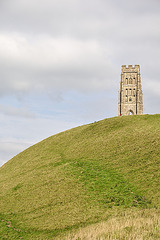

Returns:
0,0,159,102
143,79,160,98
0,33,116,96
1,0,159,39
0,104,35,118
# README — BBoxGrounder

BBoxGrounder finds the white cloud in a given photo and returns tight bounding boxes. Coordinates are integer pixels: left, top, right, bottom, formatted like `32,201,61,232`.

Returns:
0,32,116,96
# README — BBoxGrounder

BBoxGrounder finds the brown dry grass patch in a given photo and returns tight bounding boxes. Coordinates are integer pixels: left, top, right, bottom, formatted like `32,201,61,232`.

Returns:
63,209,160,240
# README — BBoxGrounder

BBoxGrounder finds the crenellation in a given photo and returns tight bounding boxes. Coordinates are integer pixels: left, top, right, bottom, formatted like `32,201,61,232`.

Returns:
121,65,140,73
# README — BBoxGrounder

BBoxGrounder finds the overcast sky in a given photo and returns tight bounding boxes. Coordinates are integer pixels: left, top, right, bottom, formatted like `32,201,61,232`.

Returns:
0,0,160,166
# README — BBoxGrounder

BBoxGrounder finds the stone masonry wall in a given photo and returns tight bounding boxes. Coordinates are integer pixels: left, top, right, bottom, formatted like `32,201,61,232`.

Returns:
118,65,143,116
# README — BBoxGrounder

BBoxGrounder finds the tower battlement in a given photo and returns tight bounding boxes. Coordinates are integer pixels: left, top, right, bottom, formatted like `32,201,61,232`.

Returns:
121,65,140,73
118,65,143,116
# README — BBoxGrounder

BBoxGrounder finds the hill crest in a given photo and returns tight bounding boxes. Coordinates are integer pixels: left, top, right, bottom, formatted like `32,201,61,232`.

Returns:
0,114,160,239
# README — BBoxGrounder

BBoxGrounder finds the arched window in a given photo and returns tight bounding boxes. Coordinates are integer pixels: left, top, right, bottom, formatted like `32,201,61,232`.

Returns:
126,78,128,84
129,78,132,84
133,77,135,84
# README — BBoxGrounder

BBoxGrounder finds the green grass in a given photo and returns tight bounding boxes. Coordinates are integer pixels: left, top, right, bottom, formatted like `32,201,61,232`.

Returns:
0,114,160,239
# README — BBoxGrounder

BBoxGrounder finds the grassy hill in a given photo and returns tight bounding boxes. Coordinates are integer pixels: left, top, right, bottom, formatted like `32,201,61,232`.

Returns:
0,114,160,239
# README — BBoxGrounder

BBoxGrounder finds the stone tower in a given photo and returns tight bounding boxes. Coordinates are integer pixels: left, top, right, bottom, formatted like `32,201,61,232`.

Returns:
118,65,143,116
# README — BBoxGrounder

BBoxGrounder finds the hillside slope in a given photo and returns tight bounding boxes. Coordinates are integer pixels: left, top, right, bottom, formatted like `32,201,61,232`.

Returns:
0,114,160,239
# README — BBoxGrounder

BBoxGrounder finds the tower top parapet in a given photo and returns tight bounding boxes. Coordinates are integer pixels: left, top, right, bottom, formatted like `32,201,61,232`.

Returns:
121,65,140,73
